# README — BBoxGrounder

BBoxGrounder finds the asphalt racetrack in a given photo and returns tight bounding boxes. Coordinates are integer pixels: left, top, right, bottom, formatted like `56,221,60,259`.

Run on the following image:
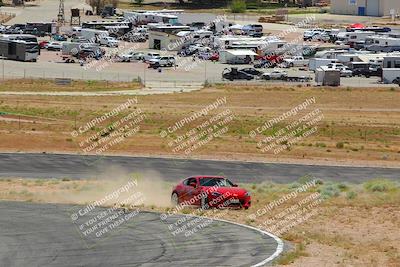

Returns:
0,201,282,267
0,153,398,183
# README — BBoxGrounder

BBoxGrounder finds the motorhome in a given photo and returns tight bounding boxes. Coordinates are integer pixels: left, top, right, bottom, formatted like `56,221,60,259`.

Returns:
0,39,39,61
81,20,132,36
365,36,400,52
124,11,179,25
335,31,375,46
314,49,348,59
214,36,286,55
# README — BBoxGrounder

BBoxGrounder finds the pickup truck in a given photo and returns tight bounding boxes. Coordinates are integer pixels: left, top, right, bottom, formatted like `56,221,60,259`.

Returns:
283,56,309,68
99,37,119,47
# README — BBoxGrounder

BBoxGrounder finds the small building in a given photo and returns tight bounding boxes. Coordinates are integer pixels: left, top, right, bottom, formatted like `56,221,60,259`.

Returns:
331,0,400,17
147,24,190,50
315,66,341,86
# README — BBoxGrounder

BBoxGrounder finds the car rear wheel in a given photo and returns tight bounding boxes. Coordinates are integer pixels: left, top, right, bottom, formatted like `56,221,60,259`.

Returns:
171,193,179,206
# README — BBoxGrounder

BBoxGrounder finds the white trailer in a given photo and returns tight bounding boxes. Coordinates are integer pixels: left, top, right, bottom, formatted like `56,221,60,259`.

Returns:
382,68,400,83
219,49,257,64
80,29,109,44
315,66,340,86
309,58,339,71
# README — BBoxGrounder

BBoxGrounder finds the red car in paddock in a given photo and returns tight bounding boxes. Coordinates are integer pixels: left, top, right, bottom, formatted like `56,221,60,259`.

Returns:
171,176,251,209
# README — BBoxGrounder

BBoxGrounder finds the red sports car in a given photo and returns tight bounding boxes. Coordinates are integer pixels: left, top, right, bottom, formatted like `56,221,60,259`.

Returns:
171,176,251,210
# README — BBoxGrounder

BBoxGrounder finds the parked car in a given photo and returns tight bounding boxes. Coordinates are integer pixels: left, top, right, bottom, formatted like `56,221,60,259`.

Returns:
303,29,324,41
52,34,67,41
39,41,49,49
240,68,263,77
339,66,353,77
222,68,254,81
100,36,119,47
261,70,288,80
283,56,309,68
143,52,160,62
198,52,219,61
171,176,251,209
393,77,400,87
148,56,176,68
47,42,62,51
327,63,353,77
254,55,283,68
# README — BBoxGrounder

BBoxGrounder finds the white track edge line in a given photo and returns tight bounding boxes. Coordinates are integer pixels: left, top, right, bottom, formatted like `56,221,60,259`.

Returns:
181,213,284,266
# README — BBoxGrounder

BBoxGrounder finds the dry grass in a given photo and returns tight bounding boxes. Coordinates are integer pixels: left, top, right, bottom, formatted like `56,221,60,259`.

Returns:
0,79,142,92
0,82,399,165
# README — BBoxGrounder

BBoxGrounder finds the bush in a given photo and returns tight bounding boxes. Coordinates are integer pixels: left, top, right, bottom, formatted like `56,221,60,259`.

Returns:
315,142,326,148
318,183,340,199
336,142,345,149
134,0,144,5
346,191,357,200
364,179,398,192
337,183,348,191
230,0,246,13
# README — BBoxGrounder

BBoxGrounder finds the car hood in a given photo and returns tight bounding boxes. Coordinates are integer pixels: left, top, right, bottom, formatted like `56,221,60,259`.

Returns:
206,186,248,196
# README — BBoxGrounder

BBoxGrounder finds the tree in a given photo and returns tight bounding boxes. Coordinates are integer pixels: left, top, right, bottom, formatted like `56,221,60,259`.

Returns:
88,0,118,15
230,0,246,13
134,0,144,6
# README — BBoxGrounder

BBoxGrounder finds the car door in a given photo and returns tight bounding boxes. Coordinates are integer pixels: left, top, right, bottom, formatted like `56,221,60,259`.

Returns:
181,177,198,203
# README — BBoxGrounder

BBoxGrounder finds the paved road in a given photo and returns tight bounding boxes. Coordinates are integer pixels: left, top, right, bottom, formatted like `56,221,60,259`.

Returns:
0,201,282,267
0,153,398,183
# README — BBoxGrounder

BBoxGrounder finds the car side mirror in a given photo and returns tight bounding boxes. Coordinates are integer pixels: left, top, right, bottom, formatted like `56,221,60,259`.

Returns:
189,182,197,187
233,184,238,187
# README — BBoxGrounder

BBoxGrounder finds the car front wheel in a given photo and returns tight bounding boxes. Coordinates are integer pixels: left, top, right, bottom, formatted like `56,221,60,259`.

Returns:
200,195,209,210
171,193,179,206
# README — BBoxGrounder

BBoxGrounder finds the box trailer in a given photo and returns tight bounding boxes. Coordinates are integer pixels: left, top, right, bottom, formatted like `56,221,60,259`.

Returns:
0,39,39,62
315,66,340,86
80,29,109,43
62,42,100,56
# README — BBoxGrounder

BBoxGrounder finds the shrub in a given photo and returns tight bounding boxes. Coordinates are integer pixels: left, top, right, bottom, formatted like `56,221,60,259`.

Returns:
134,0,144,5
346,191,357,200
364,179,398,192
336,142,345,149
318,183,340,199
337,183,348,191
230,0,246,13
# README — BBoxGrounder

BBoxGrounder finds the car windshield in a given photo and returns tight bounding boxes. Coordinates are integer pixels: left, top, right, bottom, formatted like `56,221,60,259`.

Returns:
199,177,234,187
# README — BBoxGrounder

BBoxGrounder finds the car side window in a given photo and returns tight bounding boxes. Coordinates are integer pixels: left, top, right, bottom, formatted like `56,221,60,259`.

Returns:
186,177,197,186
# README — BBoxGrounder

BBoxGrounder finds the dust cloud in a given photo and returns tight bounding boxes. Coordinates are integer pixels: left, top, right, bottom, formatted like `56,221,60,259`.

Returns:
41,166,173,208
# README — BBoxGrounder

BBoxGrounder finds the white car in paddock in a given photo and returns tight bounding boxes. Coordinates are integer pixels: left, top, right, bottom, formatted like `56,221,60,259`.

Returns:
261,70,288,80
